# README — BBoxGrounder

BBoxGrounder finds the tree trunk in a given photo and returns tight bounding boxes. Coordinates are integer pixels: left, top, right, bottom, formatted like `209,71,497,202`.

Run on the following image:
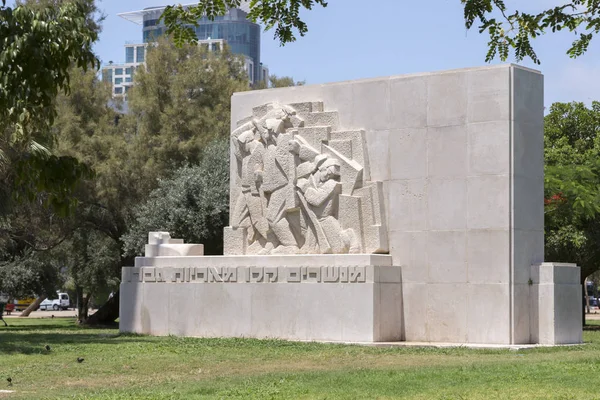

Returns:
77,295,90,323
585,278,591,314
20,297,44,317
75,287,93,323
84,290,119,326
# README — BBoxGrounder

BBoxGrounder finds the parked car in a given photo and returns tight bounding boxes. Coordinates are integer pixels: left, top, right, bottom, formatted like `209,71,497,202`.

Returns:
39,293,70,311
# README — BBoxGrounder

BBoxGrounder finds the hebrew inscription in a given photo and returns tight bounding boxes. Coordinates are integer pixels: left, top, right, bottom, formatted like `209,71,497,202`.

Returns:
226,101,388,255
125,266,367,283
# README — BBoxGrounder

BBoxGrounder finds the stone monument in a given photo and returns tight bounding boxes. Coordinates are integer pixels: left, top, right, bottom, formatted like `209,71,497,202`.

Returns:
120,64,582,345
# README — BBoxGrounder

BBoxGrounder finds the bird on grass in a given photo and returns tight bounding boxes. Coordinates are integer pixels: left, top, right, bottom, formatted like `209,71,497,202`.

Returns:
77,357,84,363
6,377,12,386
44,345,51,352
51,314,54,319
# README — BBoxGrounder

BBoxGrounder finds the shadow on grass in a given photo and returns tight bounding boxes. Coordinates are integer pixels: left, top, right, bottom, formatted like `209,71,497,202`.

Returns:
0,319,140,355
0,333,128,355
584,325,600,331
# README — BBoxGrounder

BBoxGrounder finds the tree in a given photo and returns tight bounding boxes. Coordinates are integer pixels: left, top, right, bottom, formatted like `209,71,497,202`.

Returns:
125,37,248,195
85,39,249,325
544,101,600,283
163,0,600,64
0,1,98,216
252,74,305,90
0,66,121,320
122,138,230,257
269,74,305,88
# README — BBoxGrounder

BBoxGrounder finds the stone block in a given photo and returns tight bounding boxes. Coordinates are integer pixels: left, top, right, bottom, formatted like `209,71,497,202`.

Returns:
427,125,467,178
317,83,354,129
119,282,143,333
301,111,340,130
513,121,544,179
512,66,544,126
389,128,427,180
375,283,403,341
401,283,428,341
168,284,196,336
223,226,247,256
553,283,583,344
329,140,352,159
513,229,544,284
427,178,467,230
351,78,390,131
531,262,579,284
141,283,170,336
390,76,427,129
428,231,467,284
148,232,172,244
553,264,581,285
513,283,531,344
364,130,389,181
513,175,544,232
296,126,331,150
427,72,468,127
466,283,510,344
334,286,376,342
532,283,553,344
467,175,510,230
378,266,402,283
427,283,468,342
252,103,275,119
145,243,204,257
194,284,253,337
389,179,428,231
339,194,364,250
530,263,582,344
330,130,369,176
288,102,323,113
467,229,510,284
389,231,428,283
467,66,510,123
467,121,510,176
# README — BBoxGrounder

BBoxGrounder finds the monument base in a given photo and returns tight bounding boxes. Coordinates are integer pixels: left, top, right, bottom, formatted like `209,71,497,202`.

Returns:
119,254,402,342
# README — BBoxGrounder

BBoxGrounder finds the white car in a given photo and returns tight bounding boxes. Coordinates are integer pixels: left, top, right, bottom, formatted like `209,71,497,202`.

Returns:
39,293,70,311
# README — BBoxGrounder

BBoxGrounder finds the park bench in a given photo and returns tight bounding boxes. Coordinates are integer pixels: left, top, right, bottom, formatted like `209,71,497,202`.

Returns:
0,302,8,327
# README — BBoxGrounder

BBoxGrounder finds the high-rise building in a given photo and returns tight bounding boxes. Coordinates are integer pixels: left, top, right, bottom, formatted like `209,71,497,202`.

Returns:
102,2,268,97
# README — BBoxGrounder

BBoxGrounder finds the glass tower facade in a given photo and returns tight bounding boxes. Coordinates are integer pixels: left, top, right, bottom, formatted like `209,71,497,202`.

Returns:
141,7,261,82
126,47,134,63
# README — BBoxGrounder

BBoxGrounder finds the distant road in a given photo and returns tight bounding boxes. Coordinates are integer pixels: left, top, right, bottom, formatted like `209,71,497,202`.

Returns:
4,309,96,319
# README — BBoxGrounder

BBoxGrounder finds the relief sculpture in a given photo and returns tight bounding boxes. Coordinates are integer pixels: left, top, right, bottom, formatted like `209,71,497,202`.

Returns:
225,102,388,255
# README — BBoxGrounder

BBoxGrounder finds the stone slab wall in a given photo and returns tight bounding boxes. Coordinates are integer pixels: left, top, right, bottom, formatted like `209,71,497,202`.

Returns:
230,65,546,344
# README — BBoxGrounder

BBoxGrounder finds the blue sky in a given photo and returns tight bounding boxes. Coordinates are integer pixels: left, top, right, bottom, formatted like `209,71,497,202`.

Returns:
94,0,600,107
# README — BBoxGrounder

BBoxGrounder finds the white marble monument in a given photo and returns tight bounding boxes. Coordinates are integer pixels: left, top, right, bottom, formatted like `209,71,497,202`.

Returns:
120,64,582,345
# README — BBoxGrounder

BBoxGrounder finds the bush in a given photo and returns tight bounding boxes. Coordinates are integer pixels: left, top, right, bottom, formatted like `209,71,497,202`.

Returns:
122,138,230,256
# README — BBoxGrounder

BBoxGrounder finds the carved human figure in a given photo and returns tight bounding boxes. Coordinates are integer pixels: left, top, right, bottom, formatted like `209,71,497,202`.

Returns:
296,158,358,254
232,104,302,253
229,101,383,255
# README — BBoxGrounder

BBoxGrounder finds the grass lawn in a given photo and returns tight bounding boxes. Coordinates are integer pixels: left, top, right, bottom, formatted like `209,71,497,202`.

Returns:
1,318,600,399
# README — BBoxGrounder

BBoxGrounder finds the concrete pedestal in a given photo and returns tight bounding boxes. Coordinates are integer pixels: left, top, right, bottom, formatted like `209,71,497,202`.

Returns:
120,254,402,342
530,263,582,344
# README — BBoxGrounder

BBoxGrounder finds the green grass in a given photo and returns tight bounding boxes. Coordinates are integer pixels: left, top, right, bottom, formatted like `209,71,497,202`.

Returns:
1,318,600,399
